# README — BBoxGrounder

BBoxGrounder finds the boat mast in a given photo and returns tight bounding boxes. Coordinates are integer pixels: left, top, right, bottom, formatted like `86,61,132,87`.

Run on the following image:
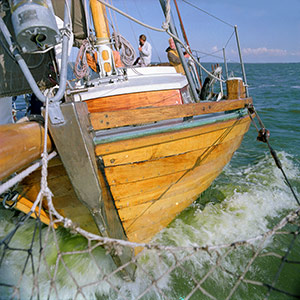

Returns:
173,0,202,88
173,0,189,49
90,0,116,77
159,0,199,102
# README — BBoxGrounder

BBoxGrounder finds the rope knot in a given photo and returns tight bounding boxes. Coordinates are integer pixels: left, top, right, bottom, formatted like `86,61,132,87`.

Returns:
64,218,73,228
162,22,169,30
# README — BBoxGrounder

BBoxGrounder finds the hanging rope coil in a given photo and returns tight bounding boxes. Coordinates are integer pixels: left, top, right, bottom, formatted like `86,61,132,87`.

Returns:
112,31,137,66
73,39,95,79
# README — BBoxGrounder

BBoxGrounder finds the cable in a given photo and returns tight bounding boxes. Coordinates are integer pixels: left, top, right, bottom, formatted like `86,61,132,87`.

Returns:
181,0,234,28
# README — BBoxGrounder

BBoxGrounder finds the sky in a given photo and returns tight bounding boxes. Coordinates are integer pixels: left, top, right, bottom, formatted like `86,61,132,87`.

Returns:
72,0,300,63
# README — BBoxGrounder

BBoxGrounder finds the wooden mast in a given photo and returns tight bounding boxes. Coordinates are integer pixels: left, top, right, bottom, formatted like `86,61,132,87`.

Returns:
90,0,115,76
173,0,190,49
90,0,110,44
173,0,202,88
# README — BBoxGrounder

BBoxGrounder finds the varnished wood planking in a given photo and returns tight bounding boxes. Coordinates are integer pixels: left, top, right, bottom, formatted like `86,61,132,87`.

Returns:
86,89,182,113
12,196,58,228
104,147,204,185
122,140,243,243
90,98,252,130
95,114,251,156
125,179,211,243
20,164,68,186
18,157,99,234
112,129,246,243
113,171,185,205
103,128,245,186
101,118,250,167
117,145,238,226
127,216,175,244
113,149,230,211
115,162,222,213
0,122,52,181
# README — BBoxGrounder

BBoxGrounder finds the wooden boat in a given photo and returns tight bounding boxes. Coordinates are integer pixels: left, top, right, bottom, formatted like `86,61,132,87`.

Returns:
0,0,253,277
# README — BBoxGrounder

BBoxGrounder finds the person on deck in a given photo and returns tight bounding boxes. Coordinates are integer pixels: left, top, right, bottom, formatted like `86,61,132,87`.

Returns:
166,37,189,75
134,34,152,67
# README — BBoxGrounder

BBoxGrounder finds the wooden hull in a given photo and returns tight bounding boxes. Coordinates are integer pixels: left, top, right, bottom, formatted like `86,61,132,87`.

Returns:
0,100,252,245
0,122,52,181
0,68,252,262
18,156,99,234
95,113,251,244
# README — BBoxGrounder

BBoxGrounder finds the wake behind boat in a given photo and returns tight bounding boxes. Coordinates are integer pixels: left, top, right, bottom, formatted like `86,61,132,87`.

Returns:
0,0,253,278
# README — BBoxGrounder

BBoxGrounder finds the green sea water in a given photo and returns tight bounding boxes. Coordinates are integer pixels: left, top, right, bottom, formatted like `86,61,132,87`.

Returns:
0,63,300,299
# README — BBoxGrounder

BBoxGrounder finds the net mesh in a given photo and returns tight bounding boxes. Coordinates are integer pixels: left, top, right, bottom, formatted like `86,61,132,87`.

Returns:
0,193,299,300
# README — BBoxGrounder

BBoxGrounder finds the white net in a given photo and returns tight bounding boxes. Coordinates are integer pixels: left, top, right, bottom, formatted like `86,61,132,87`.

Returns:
0,193,299,300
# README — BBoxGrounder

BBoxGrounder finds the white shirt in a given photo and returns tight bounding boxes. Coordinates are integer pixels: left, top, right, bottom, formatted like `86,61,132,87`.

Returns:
139,41,152,66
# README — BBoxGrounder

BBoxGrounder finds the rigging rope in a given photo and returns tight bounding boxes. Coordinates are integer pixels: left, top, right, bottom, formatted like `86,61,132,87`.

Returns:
73,39,93,79
0,151,57,196
247,105,300,206
181,0,234,28
133,0,162,63
112,31,137,66
96,0,224,83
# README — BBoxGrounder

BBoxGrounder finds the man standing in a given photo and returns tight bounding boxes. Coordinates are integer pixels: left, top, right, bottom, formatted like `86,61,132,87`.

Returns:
166,38,189,74
136,34,152,67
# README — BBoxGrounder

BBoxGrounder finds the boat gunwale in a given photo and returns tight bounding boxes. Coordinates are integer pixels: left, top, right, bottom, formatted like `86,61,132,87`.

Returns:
93,107,250,145
90,98,253,131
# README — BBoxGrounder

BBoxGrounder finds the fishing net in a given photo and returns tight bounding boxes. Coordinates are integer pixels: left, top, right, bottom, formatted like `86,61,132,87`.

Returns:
0,184,299,300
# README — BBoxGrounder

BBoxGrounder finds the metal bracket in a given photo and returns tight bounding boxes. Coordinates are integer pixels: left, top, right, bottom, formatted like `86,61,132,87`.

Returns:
48,101,65,125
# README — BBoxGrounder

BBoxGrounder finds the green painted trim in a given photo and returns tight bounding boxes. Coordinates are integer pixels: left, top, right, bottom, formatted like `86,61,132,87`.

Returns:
93,108,248,145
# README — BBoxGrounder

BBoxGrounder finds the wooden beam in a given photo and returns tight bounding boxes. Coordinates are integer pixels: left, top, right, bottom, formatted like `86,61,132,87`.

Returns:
90,98,252,130
86,89,182,113
0,122,52,181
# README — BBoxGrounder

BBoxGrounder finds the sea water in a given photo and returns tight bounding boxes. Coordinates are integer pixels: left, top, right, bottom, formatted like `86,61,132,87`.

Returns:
0,63,299,299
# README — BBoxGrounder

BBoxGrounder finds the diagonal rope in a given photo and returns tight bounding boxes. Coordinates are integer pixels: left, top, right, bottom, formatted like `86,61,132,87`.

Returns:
133,0,162,63
181,0,234,28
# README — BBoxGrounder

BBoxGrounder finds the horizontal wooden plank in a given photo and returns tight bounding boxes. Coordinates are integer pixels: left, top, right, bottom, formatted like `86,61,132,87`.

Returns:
95,114,251,156
113,171,185,204
103,124,246,185
86,89,182,113
11,196,58,229
17,161,99,234
117,149,236,226
110,119,249,208
101,117,250,167
121,148,240,243
115,160,223,212
114,132,245,243
118,169,218,225
127,216,175,244
90,98,252,130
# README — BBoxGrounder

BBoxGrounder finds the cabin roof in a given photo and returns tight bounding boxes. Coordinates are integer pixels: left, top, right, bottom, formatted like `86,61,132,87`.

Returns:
73,66,188,102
